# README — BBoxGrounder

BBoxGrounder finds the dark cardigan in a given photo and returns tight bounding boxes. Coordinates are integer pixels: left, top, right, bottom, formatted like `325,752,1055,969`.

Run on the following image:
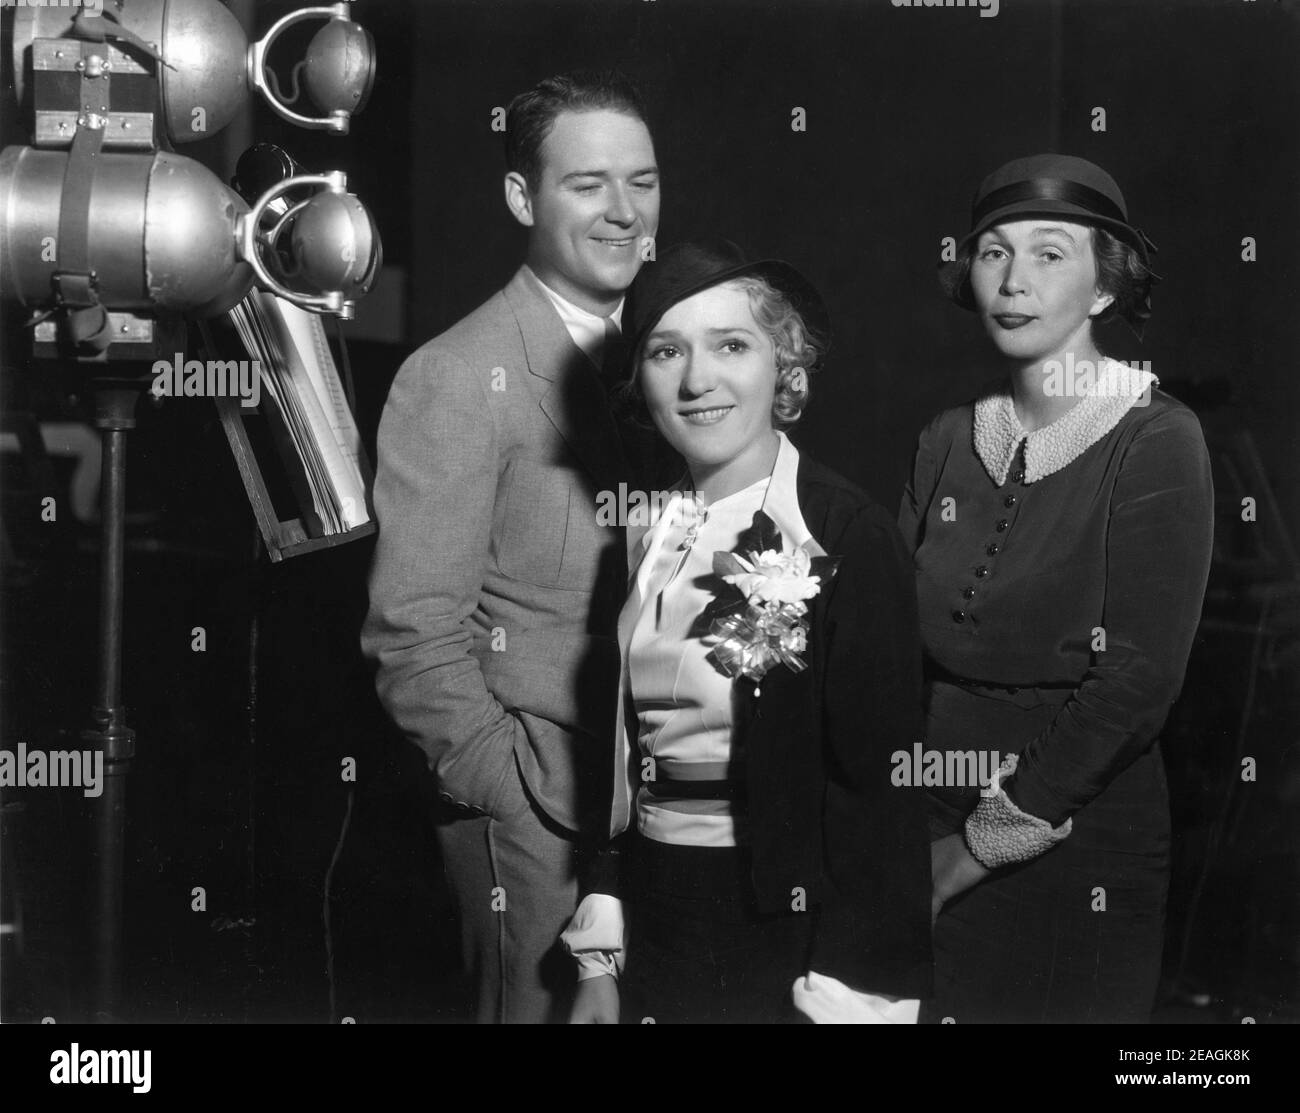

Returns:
583,453,934,999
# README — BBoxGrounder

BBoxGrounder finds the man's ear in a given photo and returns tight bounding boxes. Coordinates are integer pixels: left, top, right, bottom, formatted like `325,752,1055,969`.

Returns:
504,172,535,228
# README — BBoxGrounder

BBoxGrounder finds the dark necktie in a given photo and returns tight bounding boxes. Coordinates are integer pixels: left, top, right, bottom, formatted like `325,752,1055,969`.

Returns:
599,316,628,387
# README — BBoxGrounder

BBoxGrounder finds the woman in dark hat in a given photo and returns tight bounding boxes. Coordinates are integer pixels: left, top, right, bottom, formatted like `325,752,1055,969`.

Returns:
563,238,932,1023
903,154,1215,1022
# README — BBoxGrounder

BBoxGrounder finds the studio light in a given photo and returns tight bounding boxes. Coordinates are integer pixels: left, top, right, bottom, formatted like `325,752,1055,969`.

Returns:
0,145,253,317
2,0,381,354
11,0,376,143
0,2,383,1022
0,147,381,321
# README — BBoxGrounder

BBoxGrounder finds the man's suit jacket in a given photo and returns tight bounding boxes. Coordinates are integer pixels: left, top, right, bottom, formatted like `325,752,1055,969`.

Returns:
361,266,635,836
592,440,934,998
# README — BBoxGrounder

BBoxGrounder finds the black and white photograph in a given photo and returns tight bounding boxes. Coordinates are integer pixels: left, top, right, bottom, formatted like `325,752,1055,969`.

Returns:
0,0,1296,1087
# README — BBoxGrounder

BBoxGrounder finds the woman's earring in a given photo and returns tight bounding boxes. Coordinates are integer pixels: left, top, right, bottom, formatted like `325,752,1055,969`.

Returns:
788,366,808,393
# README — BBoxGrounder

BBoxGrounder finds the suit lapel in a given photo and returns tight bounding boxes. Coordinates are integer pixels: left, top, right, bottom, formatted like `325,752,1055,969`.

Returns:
503,267,630,491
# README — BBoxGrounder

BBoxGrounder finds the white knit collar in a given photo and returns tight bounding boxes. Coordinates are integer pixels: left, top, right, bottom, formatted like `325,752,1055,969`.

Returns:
972,358,1158,486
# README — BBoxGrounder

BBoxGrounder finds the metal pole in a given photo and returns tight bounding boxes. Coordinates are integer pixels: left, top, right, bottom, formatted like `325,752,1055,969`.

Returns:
83,384,139,1022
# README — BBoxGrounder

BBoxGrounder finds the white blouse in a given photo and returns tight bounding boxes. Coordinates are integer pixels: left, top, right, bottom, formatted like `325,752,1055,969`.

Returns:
629,477,770,847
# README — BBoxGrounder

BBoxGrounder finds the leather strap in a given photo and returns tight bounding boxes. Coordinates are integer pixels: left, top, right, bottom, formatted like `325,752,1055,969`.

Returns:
69,4,174,70
52,40,112,353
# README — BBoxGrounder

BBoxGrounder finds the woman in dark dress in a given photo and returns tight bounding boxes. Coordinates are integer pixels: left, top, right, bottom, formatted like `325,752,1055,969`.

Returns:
564,239,932,1023
903,154,1215,1023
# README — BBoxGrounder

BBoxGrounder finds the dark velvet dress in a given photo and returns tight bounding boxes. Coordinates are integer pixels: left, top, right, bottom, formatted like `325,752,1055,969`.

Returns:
899,377,1214,1023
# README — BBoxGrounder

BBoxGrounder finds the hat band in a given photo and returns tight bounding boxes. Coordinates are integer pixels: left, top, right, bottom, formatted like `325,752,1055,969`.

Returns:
972,177,1128,228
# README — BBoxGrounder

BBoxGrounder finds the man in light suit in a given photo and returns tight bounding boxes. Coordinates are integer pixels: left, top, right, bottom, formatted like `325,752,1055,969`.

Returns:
361,70,660,1023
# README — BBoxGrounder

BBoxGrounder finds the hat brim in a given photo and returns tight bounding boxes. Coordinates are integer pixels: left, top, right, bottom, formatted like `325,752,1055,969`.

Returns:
958,201,1154,265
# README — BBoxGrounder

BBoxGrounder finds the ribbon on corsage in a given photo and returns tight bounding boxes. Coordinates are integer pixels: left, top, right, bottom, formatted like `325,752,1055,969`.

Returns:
705,510,840,689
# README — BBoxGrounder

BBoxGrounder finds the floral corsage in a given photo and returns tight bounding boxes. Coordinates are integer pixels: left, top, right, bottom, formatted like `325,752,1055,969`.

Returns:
706,510,840,693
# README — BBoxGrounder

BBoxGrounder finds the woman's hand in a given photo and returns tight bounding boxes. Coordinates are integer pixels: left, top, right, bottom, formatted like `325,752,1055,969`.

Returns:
570,974,620,1024
930,832,991,924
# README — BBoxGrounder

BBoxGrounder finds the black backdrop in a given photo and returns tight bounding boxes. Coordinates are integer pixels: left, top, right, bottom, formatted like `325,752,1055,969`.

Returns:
396,0,1300,519
1,0,1297,1025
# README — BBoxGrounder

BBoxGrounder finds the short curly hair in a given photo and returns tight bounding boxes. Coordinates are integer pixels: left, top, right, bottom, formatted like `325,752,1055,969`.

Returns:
938,224,1156,329
616,274,828,429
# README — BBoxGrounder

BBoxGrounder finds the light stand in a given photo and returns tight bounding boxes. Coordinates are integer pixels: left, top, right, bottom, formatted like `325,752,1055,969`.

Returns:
2,0,379,1022
80,381,141,1022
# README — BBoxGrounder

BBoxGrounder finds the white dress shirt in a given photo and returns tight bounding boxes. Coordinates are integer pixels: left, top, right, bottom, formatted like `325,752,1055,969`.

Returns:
526,265,623,367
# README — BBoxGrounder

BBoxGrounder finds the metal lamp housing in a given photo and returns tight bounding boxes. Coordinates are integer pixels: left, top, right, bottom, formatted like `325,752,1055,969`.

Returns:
0,145,253,316
12,0,249,146
11,0,373,142
291,188,381,300
303,17,376,119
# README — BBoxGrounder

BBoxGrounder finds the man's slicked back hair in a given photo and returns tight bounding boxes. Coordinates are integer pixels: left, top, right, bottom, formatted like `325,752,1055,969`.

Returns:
504,69,650,190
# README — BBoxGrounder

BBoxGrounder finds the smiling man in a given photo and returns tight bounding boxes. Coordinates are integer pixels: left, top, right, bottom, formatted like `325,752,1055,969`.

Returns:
361,70,660,1024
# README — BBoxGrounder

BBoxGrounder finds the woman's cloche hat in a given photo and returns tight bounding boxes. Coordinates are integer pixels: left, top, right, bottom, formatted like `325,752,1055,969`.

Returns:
957,152,1157,265
622,238,831,375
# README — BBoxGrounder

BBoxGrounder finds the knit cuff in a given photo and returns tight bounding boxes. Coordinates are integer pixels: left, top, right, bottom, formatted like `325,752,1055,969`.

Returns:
964,754,1072,869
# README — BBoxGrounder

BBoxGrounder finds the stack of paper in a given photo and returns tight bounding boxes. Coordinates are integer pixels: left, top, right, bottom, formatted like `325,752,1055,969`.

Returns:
229,292,372,537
